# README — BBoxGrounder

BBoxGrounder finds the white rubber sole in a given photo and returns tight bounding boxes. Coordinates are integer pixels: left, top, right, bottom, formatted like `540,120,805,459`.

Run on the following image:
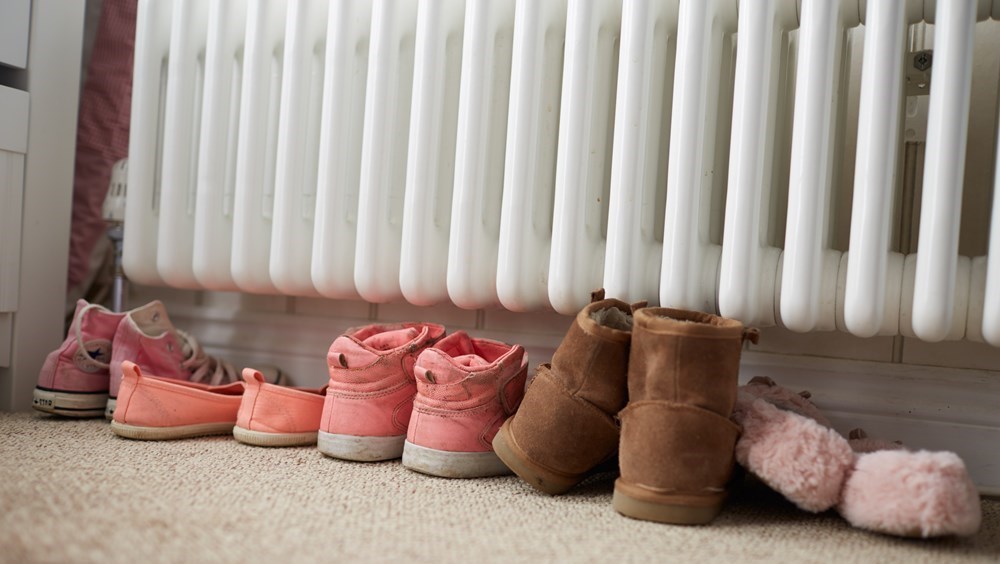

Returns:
105,397,117,421
32,388,108,418
110,420,234,441
233,426,318,447
402,440,513,478
317,431,405,461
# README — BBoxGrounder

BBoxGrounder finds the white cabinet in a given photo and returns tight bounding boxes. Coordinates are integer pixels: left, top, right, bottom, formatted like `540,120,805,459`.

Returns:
0,0,31,69
0,0,84,409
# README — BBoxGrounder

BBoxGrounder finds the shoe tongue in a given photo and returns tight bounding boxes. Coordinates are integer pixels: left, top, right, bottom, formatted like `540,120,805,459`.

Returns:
452,353,489,368
361,327,420,351
130,301,177,338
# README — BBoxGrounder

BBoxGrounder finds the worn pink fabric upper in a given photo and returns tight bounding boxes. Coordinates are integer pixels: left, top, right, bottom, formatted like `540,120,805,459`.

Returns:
237,369,326,434
109,301,189,398
113,361,244,428
407,332,528,453
37,299,124,394
320,323,446,438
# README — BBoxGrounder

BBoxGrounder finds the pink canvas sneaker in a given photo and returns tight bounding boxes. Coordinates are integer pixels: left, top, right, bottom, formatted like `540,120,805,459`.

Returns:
318,322,446,461
106,300,286,419
403,332,528,478
34,300,125,417
234,368,327,447
110,360,245,440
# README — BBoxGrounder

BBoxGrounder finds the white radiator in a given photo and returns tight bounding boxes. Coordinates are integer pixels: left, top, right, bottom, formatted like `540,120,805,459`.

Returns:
123,0,1000,343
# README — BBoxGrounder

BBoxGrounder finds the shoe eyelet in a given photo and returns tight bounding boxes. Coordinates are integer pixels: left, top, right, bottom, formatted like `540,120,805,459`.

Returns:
152,312,160,322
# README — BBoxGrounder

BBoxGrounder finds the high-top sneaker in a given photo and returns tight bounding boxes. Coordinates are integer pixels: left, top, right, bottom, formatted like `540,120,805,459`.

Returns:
492,290,635,494
318,323,446,462
402,332,528,478
106,300,286,419
612,307,756,525
34,300,125,417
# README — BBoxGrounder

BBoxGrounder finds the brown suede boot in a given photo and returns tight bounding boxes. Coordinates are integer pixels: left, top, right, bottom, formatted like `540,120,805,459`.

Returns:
492,290,634,495
612,307,757,524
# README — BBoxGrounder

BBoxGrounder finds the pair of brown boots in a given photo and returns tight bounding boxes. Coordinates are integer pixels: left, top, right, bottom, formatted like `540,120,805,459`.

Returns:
493,290,757,525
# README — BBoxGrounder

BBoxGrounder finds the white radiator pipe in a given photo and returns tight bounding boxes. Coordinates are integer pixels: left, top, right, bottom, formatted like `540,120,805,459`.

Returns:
400,0,467,307
192,0,247,291
231,0,287,294
354,0,418,303
911,0,976,342
981,75,1000,345
843,0,907,338
659,0,737,313
719,0,796,326
156,0,209,289
603,0,678,306
447,0,515,310
310,0,372,299
548,0,622,315
123,0,173,286
268,0,327,297
496,0,567,312
780,0,858,332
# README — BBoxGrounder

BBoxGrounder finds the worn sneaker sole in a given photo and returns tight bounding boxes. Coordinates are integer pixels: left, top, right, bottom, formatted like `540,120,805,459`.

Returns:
32,388,108,418
233,426,318,447
612,478,726,525
110,420,235,441
401,440,512,478
317,430,405,461
492,419,585,495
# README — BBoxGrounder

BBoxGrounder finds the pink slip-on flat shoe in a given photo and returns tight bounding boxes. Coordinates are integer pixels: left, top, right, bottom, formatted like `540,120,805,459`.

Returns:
318,322,446,461
110,360,245,440
234,368,327,447
34,300,124,417
403,331,528,478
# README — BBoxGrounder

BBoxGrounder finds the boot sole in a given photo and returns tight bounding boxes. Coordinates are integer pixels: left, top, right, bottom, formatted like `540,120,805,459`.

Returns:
110,420,235,441
612,478,726,525
492,419,585,495
233,426,318,447
32,388,108,418
402,440,512,478
317,430,405,461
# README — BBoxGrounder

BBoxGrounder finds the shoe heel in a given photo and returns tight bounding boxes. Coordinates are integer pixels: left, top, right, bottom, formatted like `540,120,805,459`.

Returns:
492,421,583,495
317,430,405,461
612,479,725,525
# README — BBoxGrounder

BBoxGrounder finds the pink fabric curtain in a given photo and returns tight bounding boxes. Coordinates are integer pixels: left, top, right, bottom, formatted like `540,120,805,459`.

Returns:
67,0,137,293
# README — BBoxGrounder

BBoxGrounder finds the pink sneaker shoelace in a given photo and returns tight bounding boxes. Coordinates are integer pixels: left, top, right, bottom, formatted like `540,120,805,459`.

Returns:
176,329,239,386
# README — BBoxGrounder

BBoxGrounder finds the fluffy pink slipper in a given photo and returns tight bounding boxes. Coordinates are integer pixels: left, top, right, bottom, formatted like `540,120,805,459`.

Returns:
732,376,983,538
840,449,982,538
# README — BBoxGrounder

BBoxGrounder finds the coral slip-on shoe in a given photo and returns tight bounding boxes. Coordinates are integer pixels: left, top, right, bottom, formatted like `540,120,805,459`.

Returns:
111,361,245,440
234,368,327,447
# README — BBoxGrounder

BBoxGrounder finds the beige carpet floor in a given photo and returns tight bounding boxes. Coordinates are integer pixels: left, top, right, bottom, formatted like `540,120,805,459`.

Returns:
2,413,998,563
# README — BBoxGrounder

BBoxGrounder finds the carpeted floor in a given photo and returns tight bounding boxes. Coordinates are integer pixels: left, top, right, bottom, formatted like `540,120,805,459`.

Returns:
2,413,998,563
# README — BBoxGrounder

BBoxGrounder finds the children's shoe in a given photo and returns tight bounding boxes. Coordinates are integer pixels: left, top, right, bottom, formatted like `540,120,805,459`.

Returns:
106,300,286,419
318,322,446,462
612,308,752,525
34,300,125,417
402,332,528,478
110,360,245,440
492,290,634,494
234,368,326,447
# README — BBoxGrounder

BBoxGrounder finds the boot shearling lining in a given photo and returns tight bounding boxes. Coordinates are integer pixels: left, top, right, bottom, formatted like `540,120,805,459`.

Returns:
590,307,633,331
